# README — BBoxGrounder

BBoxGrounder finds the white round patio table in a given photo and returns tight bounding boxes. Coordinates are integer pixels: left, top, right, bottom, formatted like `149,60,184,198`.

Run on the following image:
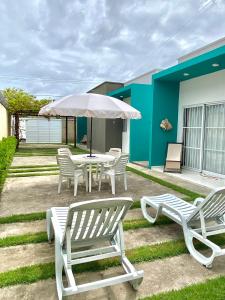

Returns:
71,154,115,193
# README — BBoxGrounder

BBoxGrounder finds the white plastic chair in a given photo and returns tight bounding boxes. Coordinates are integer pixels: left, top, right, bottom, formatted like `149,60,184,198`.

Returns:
58,148,72,156
47,197,143,299
98,154,129,195
107,148,122,158
56,155,88,197
141,187,225,268
95,148,122,179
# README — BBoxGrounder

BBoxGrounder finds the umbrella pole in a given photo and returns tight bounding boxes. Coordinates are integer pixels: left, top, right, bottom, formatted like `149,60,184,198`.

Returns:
90,117,92,157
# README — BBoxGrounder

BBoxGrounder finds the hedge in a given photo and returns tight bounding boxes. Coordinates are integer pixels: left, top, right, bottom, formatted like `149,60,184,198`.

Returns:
0,136,17,191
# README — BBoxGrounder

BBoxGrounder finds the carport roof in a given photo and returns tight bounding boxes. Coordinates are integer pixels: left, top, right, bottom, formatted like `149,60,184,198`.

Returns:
153,44,225,82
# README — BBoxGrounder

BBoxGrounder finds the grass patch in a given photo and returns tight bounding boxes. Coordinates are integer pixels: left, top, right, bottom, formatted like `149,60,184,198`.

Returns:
15,146,88,157
127,166,205,200
8,172,59,178
123,217,172,231
0,232,47,248
0,262,55,288
142,276,225,300
0,137,17,192
9,164,58,169
0,212,46,224
8,167,59,173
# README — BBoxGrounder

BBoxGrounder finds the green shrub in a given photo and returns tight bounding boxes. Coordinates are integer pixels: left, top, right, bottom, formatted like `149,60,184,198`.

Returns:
0,136,17,191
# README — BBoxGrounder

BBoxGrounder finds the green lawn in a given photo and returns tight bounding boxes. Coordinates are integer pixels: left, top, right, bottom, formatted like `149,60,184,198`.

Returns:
142,276,225,300
14,146,88,156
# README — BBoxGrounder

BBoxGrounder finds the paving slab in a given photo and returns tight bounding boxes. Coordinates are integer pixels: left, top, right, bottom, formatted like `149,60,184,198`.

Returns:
11,156,57,167
2,253,225,300
0,220,46,238
0,224,182,272
0,243,54,273
0,170,184,217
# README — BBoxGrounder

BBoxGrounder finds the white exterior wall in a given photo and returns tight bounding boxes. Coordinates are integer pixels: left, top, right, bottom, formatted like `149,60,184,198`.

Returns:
124,69,160,86
122,97,131,153
0,103,8,140
177,69,225,142
125,73,151,86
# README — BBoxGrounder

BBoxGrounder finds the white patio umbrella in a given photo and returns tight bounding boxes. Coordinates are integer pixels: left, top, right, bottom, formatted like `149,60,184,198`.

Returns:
39,93,141,156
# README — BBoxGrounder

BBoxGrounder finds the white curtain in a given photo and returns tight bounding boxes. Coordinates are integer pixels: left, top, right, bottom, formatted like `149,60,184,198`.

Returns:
203,103,225,175
183,106,203,170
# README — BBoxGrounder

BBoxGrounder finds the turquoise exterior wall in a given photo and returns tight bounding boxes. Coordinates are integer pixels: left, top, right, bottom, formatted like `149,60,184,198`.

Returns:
130,84,152,161
149,80,179,166
77,117,87,143
108,84,153,162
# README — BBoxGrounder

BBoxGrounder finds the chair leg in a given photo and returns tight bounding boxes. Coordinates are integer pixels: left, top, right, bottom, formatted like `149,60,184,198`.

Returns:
98,172,102,191
67,178,70,188
58,175,62,194
74,176,78,197
124,173,127,191
110,175,115,195
85,169,88,192
54,237,64,300
46,209,54,242
96,164,99,180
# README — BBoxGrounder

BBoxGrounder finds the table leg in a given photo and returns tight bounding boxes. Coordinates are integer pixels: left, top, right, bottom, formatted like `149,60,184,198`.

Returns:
89,163,92,193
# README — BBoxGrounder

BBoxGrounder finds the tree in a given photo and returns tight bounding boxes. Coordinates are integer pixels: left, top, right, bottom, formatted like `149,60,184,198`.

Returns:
3,88,52,146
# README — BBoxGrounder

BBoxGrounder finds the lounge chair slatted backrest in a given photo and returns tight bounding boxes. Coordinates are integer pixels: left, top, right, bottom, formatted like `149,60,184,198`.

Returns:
114,154,129,175
187,188,225,222
63,197,132,247
164,143,182,173
57,148,72,156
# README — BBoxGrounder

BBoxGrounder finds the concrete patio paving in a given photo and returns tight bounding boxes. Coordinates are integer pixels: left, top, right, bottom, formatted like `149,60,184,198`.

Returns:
0,156,185,217
0,154,222,300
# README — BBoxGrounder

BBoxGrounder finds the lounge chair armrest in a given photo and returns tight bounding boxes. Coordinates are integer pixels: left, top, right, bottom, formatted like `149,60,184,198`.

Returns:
193,197,205,206
160,203,187,225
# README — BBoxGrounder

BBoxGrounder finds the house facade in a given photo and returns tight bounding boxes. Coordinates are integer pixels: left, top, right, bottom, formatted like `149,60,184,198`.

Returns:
149,38,225,177
107,37,225,178
0,92,9,140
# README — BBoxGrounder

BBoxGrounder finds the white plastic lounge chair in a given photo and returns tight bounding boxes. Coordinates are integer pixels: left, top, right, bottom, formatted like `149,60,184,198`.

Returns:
98,154,129,195
141,188,225,268
47,197,143,299
164,143,182,173
57,155,88,196
58,148,72,156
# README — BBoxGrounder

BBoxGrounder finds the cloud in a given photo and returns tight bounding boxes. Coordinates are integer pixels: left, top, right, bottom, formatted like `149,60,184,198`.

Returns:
0,0,224,98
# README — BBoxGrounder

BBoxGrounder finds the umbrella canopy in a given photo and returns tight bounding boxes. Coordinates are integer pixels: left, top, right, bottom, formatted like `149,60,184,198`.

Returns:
39,93,141,156
39,93,141,119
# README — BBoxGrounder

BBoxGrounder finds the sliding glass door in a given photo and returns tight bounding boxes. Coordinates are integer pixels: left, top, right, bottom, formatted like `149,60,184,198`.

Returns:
183,101,225,176
203,103,225,175
183,106,203,170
